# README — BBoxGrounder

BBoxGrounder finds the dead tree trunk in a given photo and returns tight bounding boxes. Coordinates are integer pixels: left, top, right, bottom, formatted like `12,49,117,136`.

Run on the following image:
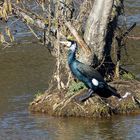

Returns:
81,0,124,76
83,0,114,65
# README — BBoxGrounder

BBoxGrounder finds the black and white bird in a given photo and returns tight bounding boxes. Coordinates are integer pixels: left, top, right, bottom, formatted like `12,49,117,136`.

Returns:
60,40,130,102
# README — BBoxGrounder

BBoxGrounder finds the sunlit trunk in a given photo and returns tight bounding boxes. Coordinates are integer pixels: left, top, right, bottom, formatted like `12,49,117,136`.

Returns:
83,0,114,66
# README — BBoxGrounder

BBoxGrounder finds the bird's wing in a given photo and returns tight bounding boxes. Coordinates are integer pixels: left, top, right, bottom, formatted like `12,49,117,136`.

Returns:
76,61,105,82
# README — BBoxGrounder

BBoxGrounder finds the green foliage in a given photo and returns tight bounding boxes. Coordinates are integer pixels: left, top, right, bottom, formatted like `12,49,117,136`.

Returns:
122,72,135,80
34,91,43,99
68,81,87,93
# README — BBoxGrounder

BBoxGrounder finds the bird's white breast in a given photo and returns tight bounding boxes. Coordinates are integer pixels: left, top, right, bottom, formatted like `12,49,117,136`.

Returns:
70,43,77,52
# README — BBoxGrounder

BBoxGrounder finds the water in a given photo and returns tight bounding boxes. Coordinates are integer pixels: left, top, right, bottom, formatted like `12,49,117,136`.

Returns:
0,1,140,140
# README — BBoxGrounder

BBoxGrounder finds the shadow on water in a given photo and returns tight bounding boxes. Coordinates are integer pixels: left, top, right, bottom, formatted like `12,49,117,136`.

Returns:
0,0,140,140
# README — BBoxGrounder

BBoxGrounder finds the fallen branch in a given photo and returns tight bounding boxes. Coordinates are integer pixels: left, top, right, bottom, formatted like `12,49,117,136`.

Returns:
122,23,136,38
127,36,140,40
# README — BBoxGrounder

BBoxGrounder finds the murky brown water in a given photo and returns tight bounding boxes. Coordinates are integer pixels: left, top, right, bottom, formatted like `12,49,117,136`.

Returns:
0,1,140,140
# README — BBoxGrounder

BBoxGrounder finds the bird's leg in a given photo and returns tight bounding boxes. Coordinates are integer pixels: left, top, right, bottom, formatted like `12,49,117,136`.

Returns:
78,89,94,102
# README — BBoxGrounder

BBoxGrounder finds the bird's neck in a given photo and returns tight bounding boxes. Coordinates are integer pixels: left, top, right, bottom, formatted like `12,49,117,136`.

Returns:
68,50,76,65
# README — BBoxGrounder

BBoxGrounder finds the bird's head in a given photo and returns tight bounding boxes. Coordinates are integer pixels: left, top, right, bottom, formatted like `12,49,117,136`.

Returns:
60,39,77,52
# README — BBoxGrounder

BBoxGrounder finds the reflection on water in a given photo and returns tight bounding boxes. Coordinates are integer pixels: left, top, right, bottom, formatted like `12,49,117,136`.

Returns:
0,112,140,140
0,0,140,140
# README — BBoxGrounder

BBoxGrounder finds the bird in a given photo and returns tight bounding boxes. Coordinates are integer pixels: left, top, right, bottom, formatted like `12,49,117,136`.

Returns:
60,39,130,102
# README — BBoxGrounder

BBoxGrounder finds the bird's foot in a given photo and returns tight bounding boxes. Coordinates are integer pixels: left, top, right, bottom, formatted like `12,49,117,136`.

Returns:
75,89,94,102
118,92,131,101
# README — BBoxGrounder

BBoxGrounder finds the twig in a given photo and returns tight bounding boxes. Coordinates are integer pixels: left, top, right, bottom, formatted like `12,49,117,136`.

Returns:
2,42,11,49
127,36,140,40
114,61,120,79
56,32,61,90
66,72,72,88
9,18,20,26
122,23,136,38
59,1,73,14
65,21,91,55
95,56,105,70
74,102,85,112
114,23,136,79
12,4,46,29
56,1,61,90
26,24,41,40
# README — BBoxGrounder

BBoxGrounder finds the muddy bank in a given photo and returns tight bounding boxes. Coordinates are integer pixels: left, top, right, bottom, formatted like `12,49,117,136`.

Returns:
29,80,140,118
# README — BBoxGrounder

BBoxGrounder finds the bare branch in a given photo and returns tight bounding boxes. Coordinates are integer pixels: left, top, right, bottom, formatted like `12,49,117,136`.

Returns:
65,21,91,55
127,36,140,40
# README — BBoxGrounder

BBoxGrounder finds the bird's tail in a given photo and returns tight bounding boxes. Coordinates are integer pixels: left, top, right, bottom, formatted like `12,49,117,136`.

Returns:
107,86,132,100
97,85,121,99
107,85,121,99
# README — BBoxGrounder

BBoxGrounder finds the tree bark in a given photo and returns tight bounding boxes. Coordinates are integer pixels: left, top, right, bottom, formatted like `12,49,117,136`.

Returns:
82,0,113,66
